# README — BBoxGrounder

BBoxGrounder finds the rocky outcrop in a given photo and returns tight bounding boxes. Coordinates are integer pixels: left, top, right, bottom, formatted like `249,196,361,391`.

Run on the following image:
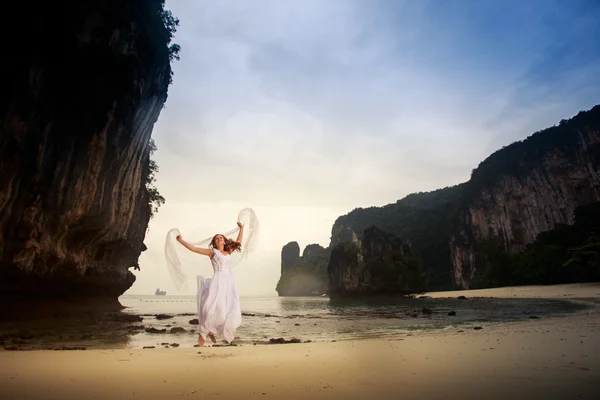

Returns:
451,107,600,287
329,105,600,290
330,187,461,290
0,0,177,303
327,243,362,297
328,227,426,299
276,243,329,296
281,242,300,275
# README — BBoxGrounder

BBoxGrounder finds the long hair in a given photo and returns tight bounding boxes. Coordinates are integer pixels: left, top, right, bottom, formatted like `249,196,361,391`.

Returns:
210,234,242,253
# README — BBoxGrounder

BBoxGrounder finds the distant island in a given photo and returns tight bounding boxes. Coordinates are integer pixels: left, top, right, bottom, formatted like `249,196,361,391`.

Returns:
278,105,600,299
155,288,166,296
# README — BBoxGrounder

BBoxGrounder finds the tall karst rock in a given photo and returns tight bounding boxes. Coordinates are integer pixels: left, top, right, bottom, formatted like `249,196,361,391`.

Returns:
0,0,178,303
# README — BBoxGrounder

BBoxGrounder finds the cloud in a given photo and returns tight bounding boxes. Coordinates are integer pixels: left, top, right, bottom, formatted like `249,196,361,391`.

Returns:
127,0,600,296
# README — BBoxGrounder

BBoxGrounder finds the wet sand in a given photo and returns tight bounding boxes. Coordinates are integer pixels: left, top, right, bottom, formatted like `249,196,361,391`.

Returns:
1,283,599,399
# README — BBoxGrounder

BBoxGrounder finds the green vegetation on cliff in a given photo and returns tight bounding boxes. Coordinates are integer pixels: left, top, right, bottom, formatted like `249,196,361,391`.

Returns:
465,105,600,198
144,2,179,219
332,185,462,290
146,139,166,219
328,227,427,298
471,202,600,288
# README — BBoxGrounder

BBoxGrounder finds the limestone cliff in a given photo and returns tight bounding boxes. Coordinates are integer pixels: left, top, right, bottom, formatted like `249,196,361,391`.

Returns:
0,0,177,302
280,242,300,276
330,187,461,290
276,243,329,296
327,227,426,299
329,105,600,290
451,106,600,287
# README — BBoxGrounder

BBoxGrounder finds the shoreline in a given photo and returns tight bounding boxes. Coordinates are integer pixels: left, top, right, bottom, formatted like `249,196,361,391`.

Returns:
2,297,599,399
422,281,600,299
1,283,598,352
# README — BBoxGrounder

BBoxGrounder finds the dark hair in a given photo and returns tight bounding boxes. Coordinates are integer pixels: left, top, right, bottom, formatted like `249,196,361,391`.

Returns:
210,234,242,253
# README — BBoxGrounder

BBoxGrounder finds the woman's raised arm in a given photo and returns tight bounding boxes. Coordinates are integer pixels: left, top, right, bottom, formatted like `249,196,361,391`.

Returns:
177,235,213,257
235,222,244,245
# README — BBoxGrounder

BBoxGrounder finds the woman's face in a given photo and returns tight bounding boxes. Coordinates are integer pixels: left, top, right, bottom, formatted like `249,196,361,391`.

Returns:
214,235,225,247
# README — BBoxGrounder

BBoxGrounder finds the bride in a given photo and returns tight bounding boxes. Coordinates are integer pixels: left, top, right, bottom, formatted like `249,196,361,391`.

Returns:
175,222,244,346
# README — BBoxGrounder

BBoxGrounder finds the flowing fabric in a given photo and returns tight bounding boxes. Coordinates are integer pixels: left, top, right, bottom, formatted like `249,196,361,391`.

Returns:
196,250,241,343
164,208,259,291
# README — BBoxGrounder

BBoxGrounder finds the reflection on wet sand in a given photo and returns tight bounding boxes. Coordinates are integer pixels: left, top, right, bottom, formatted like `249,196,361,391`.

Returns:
0,312,139,350
2,288,595,351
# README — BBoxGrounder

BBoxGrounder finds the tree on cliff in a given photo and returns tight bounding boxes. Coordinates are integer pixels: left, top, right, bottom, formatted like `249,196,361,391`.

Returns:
146,138,165,219
159,2,181,83
145,1,179,219
471,201,600,287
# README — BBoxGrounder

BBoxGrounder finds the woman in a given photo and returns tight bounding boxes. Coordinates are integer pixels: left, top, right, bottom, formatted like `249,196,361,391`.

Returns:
176,221,244,346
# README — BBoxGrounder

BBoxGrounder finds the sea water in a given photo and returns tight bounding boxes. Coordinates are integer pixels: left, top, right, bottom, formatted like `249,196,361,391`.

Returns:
117,294,593,348
0,294,592,350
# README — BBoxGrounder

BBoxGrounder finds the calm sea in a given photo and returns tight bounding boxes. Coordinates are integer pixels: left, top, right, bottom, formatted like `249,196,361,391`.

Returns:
117,294,593,348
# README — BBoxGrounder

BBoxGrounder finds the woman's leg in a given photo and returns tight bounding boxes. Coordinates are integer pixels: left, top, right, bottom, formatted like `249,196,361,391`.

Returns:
208,332,216,343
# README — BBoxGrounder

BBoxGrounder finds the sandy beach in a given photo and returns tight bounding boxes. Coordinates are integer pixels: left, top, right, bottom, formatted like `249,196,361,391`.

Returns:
1,283,599,400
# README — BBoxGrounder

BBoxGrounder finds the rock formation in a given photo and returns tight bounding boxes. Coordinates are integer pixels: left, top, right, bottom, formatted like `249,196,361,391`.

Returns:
276,242,329,296
330,187,461,290
280,242,301,275
451,107,600,287
328,227,426,299
0,0,178,305
329,105,600,290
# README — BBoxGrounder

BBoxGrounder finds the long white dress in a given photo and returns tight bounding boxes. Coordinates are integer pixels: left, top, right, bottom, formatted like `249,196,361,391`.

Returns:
196,249,242,343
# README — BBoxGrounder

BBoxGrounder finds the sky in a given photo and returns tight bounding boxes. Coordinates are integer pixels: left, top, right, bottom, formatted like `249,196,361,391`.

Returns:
128,0,600,296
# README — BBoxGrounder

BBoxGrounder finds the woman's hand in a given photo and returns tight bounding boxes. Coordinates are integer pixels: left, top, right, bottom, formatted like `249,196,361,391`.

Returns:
235,222,244,244
176,235,182,242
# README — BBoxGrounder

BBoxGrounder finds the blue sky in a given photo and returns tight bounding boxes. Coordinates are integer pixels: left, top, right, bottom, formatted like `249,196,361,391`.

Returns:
130,0,600,296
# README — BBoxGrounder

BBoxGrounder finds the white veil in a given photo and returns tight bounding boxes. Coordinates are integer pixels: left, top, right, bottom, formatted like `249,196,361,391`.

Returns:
164,208,259,291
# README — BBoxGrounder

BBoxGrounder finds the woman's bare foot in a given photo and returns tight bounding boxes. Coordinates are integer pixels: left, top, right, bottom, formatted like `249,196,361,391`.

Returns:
208,333,217,344
198,335,205,347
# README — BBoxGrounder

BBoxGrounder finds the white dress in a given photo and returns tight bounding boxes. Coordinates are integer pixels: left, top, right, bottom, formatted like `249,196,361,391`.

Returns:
196,249,242,343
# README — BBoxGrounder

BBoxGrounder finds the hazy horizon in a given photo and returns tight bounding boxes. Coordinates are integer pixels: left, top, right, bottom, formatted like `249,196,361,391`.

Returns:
128,0,600,296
